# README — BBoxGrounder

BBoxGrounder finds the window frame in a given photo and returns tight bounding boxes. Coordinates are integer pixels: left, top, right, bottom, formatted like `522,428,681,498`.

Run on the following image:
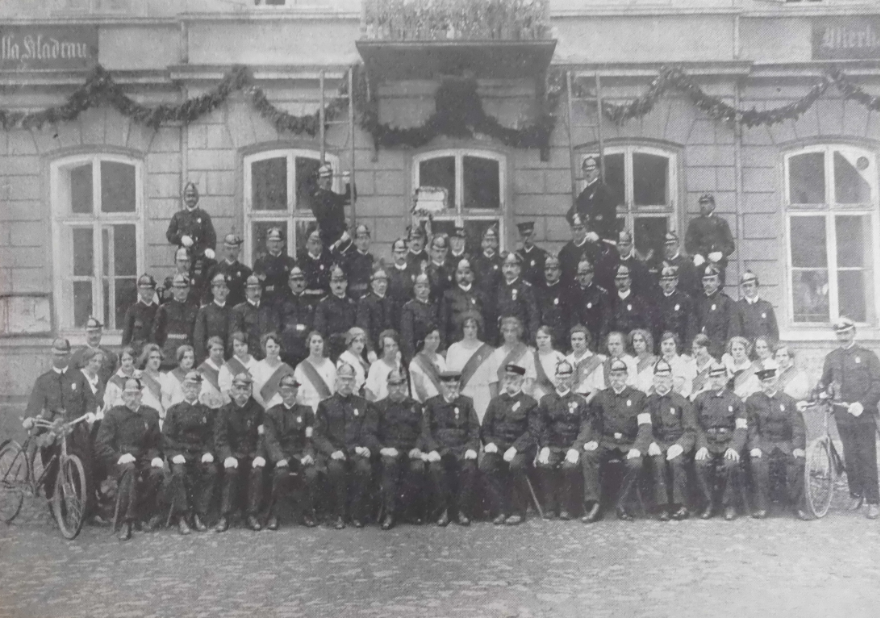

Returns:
50,152,145,335
242,148,339,260
783,144,880,329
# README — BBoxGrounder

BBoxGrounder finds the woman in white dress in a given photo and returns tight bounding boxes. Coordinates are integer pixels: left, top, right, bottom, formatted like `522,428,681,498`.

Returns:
76,348,106,419
337,327,370,396
219,331,258,399
689,334,715,401
294,330,337,412
138,343,166,424
566,325,605,403
365,329,405,402
629,329,658,394
198,336,229,410
408,327,447,403
723,336,760,400
529,325,566,402
774,344,811,402
161,344,196,411
445,315,494,419
103,346,137,412
658,331,695,399
251,333,295,410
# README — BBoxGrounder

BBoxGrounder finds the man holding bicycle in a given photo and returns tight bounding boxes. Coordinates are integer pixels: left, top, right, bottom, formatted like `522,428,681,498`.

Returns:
817,318,880,520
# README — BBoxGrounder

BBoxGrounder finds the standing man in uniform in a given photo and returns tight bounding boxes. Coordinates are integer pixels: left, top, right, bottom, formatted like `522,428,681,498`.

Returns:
152,273,199,369
193,273,233,363
516,221,548,287
387,238,417,330
277,266,314,369
405,225,429,274
693,265,735,359
732,271,779,344
122,274,159,355
661,231,700,297
572,156,619,243
613,231,651,298
448,223,469,268
570,258,609,349
495,252,539,346
341,224,374,301
356,267,394,361
298,227,334,309
440,258,486,347
426,234,454,303
400,273,439,361
161,248,198,306
313,264,358,360
558,213,599,286
480,364,539,525
535,256,570,350
654,265,694,354
231,275,279,361
607,264,652,337
253,227,297,308
166,181,217,282
310,162,353,249
471,226,503,337
71,317,118,386
817,318,880,519
208,233,251,308
685,193,735,286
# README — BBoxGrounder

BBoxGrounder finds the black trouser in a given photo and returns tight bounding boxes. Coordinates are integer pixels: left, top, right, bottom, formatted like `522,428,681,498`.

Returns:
326,455,372,520
695,445,742,508
167,459,218,518
269,458,319,518
380,454,426,519
837,421,879,504
111,461,164,523
480,450,533,517
428,453,477,517
751,449,804,511
582,443,642,509
536,447,581,515
219,458,264,517
651,444,690,507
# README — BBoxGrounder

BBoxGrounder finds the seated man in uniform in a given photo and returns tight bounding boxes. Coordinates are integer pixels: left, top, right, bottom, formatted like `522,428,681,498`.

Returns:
581,359,651,523
263,374,319,530
746,361,808,520
162,371,217,535
375,369,427,530
480,364,539,526
422,370,480,527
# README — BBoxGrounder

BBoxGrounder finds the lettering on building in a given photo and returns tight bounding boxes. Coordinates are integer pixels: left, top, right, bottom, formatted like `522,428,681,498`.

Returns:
0,26,98,70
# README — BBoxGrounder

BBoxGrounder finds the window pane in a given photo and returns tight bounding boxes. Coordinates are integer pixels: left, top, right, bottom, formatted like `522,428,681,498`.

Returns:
419,157,455,209
251,157,288,211
112,224,138,277
838,271,868,323
633,216,668,260
836,215,869,268
833,151,872,204
632,152,669,207
463,156,500,210
251,220,289,263
603,153,625,211
430,219,502,253
295,157,321,211
789,216,827,268
788,152,825,204
792,270,830,323
100,161,136,213
73,281,93,327
293,219,315,257
72,227,94,276
70,162,93,214
113,278,137,330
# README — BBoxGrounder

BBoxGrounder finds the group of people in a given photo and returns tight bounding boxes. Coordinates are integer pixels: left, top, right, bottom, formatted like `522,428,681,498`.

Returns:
20,159,880,542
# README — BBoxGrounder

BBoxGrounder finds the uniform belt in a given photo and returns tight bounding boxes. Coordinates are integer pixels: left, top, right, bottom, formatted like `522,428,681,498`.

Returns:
168,334,187,339
304,289,324,296
350,284,368,292
706,427,731,435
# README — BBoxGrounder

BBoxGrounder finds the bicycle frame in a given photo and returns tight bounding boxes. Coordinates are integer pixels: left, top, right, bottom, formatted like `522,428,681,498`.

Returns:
20,414,90,494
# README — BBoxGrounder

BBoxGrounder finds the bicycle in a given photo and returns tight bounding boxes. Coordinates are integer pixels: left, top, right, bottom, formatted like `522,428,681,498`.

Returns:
0,413,90,539
801,397,848,519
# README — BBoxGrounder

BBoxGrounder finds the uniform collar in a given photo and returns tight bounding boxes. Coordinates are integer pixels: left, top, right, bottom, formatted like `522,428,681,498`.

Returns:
746,295,760,305
458,283,472,292
248,299,260,308
556,387,571,397
213,300,226,308
505,277,519,286
618,289,631,300
611,385,627,396
52,365,68,375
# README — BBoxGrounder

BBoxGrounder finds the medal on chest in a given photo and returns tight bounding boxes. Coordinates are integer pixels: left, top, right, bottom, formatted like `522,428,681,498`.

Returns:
674,304,680,312
568,401,578,415
454,406,460,419
627,304,632,311
587,302,592,309
512,401,521,412
711,304,717,311
856,356,861,364
530,260,535,267
670,406,676,415
512,289,518,301
353,408,359,417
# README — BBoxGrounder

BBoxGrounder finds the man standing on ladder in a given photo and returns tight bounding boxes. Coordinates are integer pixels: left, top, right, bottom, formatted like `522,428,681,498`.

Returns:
311,163,355,252
570,156,619,244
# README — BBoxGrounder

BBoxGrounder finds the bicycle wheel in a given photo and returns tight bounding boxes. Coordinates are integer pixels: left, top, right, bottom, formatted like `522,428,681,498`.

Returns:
805,437,834,518
0,440,27,524
51,455,87,539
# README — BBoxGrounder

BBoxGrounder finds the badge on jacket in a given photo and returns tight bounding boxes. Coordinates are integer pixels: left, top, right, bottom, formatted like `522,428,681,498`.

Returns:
670,407,676,415
554,297,559,305
761,313,766,319
512,401,521,412
674,304,680,311
627,304,632,311
353,408,359,417
711,304,717,311
512,289,518,301
587,302,592,309
856,357,861,364
568,402,578,414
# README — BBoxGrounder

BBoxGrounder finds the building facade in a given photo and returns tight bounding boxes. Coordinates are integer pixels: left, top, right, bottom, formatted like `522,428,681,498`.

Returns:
1,0,879,401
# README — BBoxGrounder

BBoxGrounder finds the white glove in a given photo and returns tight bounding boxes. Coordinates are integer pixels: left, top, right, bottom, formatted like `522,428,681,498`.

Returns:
22,417,35,430
793,448,805,458
464,449,478,460
626,449,640,460
150,457,164,469
503,447,517,463
693,254,706,267
666,444,684,460
340,230,351,244
537,447,550,465
252,456,266,468
85,412,97,424
224,457,238,469
724,448,740,462
583,441,598,452
95,409,104,421
408,448,422,460
750,448,762,458
301,454,314,466
484,443,498,454
565,449,579,464
585,231,599,243
331,450,346,461
201,453,214,464
380,447,399,458
708,251,723,263
796,401,808,412
695,447,709,461
117,453,136,465
355,447,371,458
427,451,442,463
181,235,193,247
277,459,289,468
647,443,662,457
172,455,186,465
849,402,864,417
204,248,215,260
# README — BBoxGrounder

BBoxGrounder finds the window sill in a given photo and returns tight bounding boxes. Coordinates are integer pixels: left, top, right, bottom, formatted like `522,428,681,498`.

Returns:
780,327,880,343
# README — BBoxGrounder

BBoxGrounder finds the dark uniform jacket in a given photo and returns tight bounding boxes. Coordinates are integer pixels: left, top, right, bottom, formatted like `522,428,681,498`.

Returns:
472,252,503,303
310,185,351,247
440,284,486,345
214,398,264,460
253,252,297,306
166,207,216,258
405,249,429,274
693,388,747,453
615,253,652,298
70,345,118,386
400,298,439,360
654,290,694,350
161,273,203,308
607,291,652,337
189,255,217,306
151,299,199,362
298,250,334,305
387,263,418,325
645,390,696,450
745,391,805,455
277,290,314,366
426,261,454,303
26,367,88,422
569,283,609,347
342,250,374,300
664,252,701,298
231,300,279,361
356,291,395,354
495,278,540,344
684,214,735,266
694,290,735,359
313,393,379,456
313,294,357,340
589,386,651,452
558,239,601,285
264,402,315,461
537,390,590,449
375,396,424,452
193,301,232,362
536,281,570,350
732,297,779,343
208,260,252,308
95,404,163,465
163,399,215,460
421,394,481,457
481,391,539,452
573,179,619,242
517,245,548,287
122,301,158,350
819,344,880,425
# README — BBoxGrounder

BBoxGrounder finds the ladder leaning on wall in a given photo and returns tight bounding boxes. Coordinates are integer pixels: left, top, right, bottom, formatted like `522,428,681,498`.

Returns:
565,70,606,203
318,68,358,226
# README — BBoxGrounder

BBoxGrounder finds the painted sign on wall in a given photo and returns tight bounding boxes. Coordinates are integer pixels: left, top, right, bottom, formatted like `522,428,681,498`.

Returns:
0,26,98,71
814,17,880,60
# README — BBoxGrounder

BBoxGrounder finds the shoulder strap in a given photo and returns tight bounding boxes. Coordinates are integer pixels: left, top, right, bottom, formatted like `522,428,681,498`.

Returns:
298,359,333,400
459,343,494,389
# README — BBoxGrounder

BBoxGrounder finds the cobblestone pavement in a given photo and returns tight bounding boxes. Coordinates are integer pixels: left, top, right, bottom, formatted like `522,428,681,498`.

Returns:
2,503,880,618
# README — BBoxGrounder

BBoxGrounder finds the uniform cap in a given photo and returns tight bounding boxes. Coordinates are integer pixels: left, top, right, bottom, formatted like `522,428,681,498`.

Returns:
345,327,367,346
232,372,253,387
211,272,229,286
317,163,333,178
52,338,71,353
482,226,498,240
615,264,631,277
329,264,346,281
698,193,715,204
660,265,678,279
582,155,599,168
280,375,301,389
138,274,157,289
577,260,594,275
175,246,191,261
431,235,449,250
545,255,560,268
653,359,673,376
245,274,261,288
708,363,727,378
833,317,855,333
452,225,467,238
392,238,409,252
439,370,462,382
664,231,679,245
85,317,103,331
223,233,243,247
702,265,720,278
386,369,407,385
183,181,199,198
289,266,305,280
610,358,629,374
409,225,426,239
502,251,522,266
456,258,472,271
756,360,779,381
183,370,203,385
266,227,284,241
371,268,388,281
123,377,143,393
337,362,356,378
740,270,758,285
171,273,190,288
516,221,535,235
617,231,633,244
414,273,429,285
355,224,370,237
556,360,574,376
505,364,526,376
570,213,585,227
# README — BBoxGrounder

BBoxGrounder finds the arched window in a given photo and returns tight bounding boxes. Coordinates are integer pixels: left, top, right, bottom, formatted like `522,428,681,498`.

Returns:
243,149,339,262
579,145,678,259
51,153,144,332
784,145,878,325
412,149,506,248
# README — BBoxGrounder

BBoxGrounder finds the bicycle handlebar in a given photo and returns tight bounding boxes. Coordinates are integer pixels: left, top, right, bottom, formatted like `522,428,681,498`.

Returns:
21,413,92,432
